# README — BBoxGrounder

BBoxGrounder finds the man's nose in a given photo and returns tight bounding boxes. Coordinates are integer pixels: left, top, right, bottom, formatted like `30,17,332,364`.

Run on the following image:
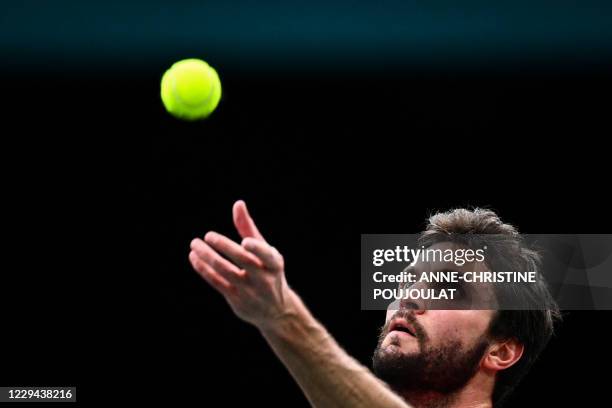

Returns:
399,280,428,313
387,298,425,314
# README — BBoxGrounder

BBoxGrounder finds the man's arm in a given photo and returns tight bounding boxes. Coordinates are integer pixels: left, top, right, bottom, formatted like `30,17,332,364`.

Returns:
258,286,410,408
188,200,411,408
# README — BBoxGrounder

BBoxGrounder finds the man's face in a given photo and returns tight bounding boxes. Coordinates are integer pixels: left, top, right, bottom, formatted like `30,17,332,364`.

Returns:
372,243,496,394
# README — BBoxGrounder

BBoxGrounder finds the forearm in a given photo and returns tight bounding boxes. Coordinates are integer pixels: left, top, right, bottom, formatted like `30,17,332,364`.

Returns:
189,201,409,406
259,289,412,408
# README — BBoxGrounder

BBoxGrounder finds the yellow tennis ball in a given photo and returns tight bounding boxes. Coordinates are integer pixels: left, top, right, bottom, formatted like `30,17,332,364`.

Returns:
161,58,222,120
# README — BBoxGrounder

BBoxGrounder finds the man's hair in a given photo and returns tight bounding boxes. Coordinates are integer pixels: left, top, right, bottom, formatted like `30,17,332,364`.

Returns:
418,208,561,407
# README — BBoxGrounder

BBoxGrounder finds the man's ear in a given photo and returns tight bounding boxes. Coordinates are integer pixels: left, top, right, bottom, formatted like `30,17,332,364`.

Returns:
483,338,524,372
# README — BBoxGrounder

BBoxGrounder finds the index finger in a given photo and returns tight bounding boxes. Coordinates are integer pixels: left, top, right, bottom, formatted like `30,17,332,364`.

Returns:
242,237,284,273
205,231,264,270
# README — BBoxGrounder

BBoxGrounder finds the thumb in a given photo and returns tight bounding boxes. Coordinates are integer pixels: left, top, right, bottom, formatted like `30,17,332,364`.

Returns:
233,200,266,241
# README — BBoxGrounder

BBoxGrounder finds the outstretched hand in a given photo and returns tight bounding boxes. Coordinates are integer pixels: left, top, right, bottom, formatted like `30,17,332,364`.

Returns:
189,200,294,328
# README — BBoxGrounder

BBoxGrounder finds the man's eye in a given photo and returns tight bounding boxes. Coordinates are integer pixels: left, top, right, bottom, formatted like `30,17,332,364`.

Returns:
432,281,465,296
399,281,415,290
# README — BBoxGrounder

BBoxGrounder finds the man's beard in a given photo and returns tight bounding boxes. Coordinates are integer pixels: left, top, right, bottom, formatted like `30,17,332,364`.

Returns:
372,312,489,395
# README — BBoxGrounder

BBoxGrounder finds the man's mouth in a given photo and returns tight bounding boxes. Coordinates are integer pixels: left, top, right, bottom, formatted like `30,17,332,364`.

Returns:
389,318,417,338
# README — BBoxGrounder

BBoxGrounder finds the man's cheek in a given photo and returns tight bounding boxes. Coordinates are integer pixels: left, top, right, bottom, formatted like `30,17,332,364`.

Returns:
430,326,462,347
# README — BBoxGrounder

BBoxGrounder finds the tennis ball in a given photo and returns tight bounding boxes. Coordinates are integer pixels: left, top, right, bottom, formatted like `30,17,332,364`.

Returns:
161,58,222,120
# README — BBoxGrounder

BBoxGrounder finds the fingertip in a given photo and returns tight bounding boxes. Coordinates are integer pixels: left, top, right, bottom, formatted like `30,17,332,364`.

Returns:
242,237,255,250
188,250,201,268
204,231,217,243
233,200,246,228
190,238,201,249
233,200,246,216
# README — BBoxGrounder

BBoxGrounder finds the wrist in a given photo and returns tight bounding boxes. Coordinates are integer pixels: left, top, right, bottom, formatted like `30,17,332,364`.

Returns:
257,288,305,336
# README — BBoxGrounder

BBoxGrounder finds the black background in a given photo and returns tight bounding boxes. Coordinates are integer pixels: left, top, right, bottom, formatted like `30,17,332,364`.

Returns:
1,59,610,406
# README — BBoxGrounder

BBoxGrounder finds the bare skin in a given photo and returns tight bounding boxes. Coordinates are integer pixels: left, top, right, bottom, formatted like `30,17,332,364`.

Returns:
188,201,523,408
189,200,410,408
